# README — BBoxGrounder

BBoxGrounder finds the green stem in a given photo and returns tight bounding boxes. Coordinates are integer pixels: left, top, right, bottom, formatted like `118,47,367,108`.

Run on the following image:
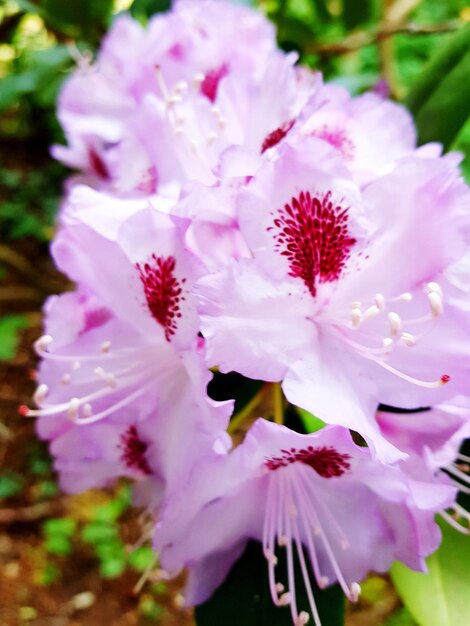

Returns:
273,382,284,426
227,386,267,435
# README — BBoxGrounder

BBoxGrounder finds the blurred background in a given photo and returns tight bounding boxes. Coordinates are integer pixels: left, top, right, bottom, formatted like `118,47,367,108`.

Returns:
0,1,469,625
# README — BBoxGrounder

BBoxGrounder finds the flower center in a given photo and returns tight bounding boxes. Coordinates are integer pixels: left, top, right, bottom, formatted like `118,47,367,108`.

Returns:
269,190,356,297
261,120,295,153
136,255,186,342
265,446,351,478
120,425,152,475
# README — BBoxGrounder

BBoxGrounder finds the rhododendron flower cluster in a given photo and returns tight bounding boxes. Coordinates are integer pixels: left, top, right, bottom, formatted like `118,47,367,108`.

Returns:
25,1,470,625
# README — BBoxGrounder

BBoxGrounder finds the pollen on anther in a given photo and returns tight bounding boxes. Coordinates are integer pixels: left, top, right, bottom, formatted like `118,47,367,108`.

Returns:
18,404,30,417
441,374,450,384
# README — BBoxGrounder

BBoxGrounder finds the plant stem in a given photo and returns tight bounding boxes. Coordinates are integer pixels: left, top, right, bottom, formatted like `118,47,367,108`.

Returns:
273,382,284,426
227,385,267,435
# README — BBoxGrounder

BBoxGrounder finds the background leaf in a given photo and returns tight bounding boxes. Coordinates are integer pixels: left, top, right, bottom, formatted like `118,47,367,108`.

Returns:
405,23,470,116
391,520,470,626
413,48,470,149
195,540,345,626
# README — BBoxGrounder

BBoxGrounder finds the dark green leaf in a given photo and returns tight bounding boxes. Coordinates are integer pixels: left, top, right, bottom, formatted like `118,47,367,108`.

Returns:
391,519,470,626
342,0,372,30
195,541,345,626
39,0,114,38
413,47,470,149
310,0,330,22
406,24,470,116
130,0,171,20
82,520,118,544
0,472,25,499
0,315,28,361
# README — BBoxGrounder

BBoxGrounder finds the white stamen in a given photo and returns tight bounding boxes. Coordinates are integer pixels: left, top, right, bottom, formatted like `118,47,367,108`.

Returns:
388,312,402,337
193,72,204,85
35,335,53,351
72,361,81,370
296,611,310,625
67,398,80,419
428,291,443,317
375,293,385,310
349,582,361,602
174,80,188,93
399,292,413,301
33,384,49,404
100,341,111,353
363,305,380,320
400,332,416,347
167,94,183,106
351,308,362,328
427,282,442,296
61,373,71,385
276,583,285,593
280,593,291,606
83,403,93,418
382,337,393,348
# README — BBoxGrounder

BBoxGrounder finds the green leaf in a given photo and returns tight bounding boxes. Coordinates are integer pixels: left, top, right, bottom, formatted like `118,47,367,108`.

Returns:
384,607,418,626
43,517,76,537
195,541,345,626
82,520,118,544
391,519,470,626
297,408,326,433
128,546,156,572
342,0,372,30
39,0,114,38
0,315,28,361
413,47,470,150
406,24,470,116
100,557,126,578
0,472,25,499
130,0,171,20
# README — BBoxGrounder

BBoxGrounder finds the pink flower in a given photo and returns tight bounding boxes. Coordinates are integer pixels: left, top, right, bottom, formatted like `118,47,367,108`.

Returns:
197,139,470,460
155,420,453,625
377,399,470,534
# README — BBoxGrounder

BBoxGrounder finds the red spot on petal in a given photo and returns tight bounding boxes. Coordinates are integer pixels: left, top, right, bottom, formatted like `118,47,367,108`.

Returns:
136,254,185,342
441,374,450,384
82,307,112,333
88,147,110,180
270,190,356,297
261,120,295,154
311,125,355,161
266,446,351,478
201,63,229,102
120,425,152,475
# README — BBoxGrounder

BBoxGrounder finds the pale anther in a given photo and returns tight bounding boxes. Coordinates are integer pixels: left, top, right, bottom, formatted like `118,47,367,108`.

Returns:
101,341,111,353
428,291,443,317
400,332,416,347
279,593,291,606
363,305,380,320
399,292,413,301
351,308,362,328
388,312,402,337
34,384,49,404
375,293,385,310
61,373,71,385
349,582,361,602
296,611,310,625
67,398,80,419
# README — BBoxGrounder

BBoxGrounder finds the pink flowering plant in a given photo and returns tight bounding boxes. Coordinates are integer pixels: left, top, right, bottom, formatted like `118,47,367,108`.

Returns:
21,1,470,624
